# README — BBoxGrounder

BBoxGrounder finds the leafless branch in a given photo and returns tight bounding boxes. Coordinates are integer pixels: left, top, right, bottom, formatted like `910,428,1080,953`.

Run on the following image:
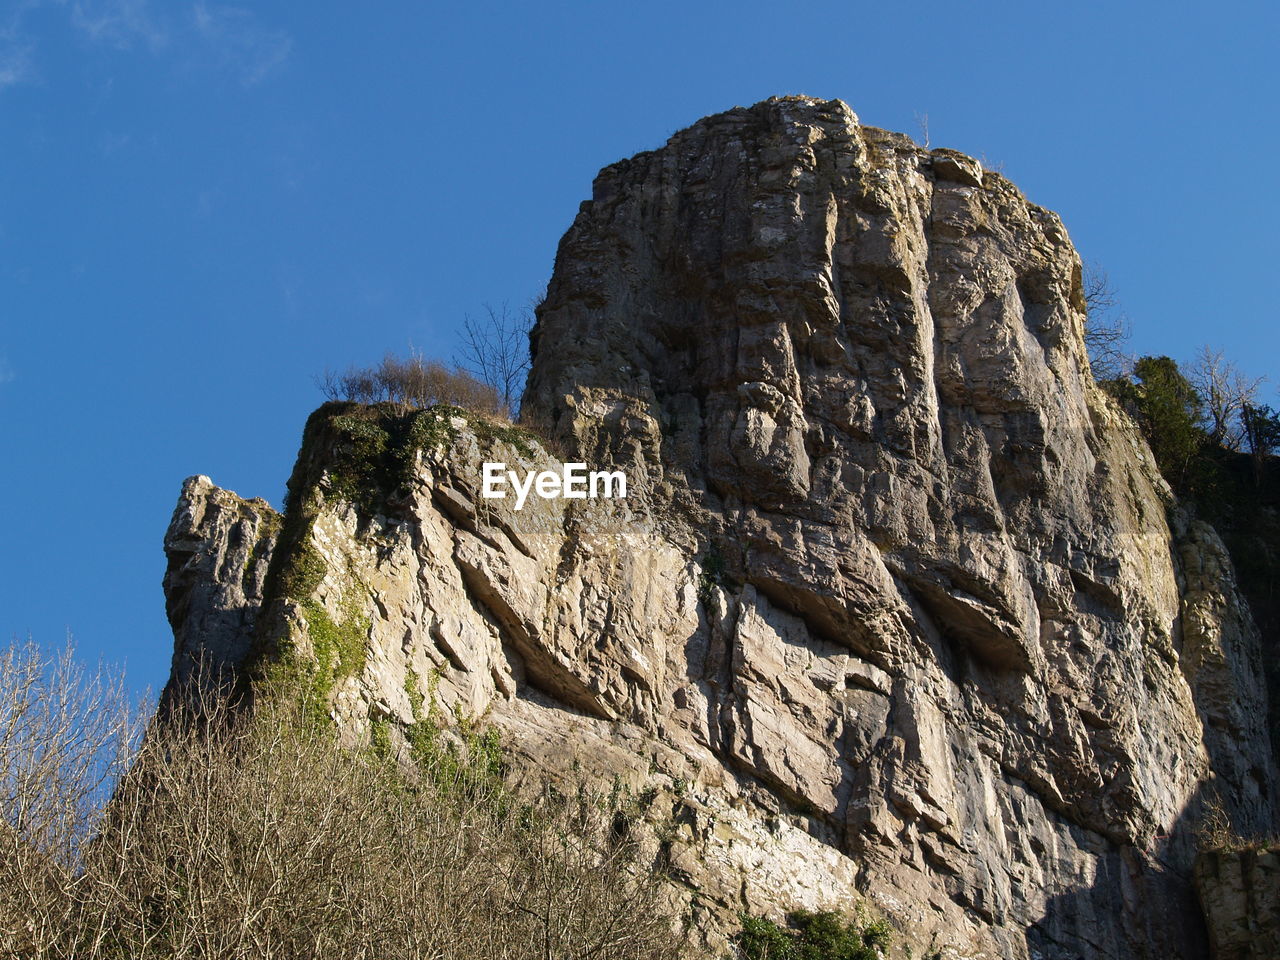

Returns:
0,643,688,959
1189,345,1267,451
1081,262,1133,381
457,303,533,418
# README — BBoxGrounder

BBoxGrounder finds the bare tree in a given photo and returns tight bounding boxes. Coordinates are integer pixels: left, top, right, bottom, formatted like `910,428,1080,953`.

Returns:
1189,345,1267,451
0,636,149,959
1081,262,1132,381
1,642,690,960
458,303,533,418
1082,263,1117,315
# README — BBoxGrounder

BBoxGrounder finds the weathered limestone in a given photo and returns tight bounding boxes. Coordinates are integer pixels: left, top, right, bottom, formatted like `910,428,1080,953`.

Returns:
1195,845,1280,960
161,475,278,708
161,98,1276,959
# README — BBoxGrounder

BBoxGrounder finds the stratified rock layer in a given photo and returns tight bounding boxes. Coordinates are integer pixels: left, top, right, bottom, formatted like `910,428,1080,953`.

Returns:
162,98,1276,959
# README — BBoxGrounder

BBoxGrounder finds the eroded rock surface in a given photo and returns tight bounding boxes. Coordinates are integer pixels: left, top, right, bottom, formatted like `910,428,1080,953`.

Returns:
1195,845,1280,960
162,474,279,708
162,98,1276,959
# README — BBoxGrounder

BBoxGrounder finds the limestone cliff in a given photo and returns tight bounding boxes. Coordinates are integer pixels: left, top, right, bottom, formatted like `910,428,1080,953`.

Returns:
1195,844,1279,959
162,98,1276,959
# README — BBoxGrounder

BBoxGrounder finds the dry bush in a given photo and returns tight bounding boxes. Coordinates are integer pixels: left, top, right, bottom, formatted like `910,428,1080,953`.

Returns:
511,403,569,460
0,637,149,956
1197,794,1280,855
0,641,690,960
319,352,508,420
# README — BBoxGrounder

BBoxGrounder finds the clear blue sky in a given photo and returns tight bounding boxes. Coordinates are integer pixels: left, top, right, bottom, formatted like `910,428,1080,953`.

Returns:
2,0,1276,698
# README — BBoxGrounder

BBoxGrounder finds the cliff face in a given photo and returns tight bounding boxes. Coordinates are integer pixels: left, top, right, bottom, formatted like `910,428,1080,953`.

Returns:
163,98,1275,959
1195,844,1280,959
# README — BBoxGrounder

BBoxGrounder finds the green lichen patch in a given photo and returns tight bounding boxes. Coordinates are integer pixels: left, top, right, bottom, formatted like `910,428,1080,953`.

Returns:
405,719,505,799
301,597,368,683
396,666,505,797
403,666,429,722
274,541,328,604
468,416,543,460
324,414,392,509
240,530,275,590
308,404,462,519
734,909,896,960
282,400,552,525
697,547,727,603
405,404,466,453
369,717,394,761
259,589,372,727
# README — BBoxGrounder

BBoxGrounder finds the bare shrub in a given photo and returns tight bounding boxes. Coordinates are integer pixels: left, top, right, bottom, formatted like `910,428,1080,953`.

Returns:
0,643,690,960
913,111,930,149
496,783,685,960
0,637,149,959
318,352,507,419
1196,793,1280,854
317,364,381,405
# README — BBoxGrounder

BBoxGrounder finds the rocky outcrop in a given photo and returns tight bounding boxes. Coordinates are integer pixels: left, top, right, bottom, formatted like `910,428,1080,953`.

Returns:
161,98,1276,959
162,475,278,708
1195,845,1279,959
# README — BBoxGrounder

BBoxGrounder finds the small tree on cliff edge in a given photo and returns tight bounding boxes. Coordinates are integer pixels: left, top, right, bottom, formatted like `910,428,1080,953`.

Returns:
1106,355,1207,493
1242,403,1280,483
458,303,533,418
1082,262,1132,381
318,353,506,418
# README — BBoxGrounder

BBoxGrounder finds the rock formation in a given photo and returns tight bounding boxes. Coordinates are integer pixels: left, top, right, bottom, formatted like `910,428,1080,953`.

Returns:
1195,844,1279,959
162,97,1276,959
162,475,278,709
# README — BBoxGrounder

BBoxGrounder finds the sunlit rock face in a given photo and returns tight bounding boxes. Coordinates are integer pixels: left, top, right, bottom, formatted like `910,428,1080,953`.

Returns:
162,474,278,712
164,98,1275,959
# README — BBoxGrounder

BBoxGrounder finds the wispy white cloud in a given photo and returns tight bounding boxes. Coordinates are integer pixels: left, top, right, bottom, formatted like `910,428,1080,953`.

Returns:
195,186,220,217
0,0,291,91
99,130,131,156
71,0,168,53
0,42,32,88
192,2,291,87
0,0,38,88
278,269,299,317
0,355,14,385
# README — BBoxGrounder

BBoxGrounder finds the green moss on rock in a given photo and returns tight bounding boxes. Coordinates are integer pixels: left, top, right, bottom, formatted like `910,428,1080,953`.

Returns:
307,402,548,520
248,400,547,727
275,541,328,604
301,597,368,682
